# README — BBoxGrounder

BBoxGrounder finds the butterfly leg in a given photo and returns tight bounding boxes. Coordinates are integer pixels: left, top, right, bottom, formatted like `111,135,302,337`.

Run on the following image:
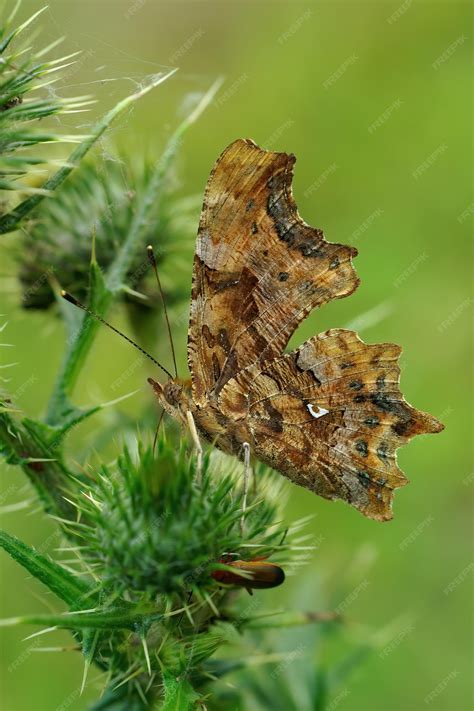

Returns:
240,442,251,535
186,410,203,482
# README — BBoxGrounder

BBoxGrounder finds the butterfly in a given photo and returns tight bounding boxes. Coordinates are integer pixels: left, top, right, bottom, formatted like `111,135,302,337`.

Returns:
64,139,444,521
145,138,444,521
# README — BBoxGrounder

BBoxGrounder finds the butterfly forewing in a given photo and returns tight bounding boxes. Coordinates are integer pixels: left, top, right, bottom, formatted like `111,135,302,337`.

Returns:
188,138,359,406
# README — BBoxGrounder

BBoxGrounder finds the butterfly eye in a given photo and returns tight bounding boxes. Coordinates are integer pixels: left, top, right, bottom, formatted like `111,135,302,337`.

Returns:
163,381,183,407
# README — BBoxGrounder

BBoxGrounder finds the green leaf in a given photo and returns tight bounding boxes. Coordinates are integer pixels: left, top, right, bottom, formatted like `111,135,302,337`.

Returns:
162,672,200,711
0,530,95,607
0,606,163,630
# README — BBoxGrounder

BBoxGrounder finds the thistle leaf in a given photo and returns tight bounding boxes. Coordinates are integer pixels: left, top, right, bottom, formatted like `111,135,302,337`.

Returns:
0,530,95,607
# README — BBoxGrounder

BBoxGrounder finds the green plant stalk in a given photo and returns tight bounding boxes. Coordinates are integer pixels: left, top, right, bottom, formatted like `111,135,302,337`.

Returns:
0,68,178,235
45,78,223,427
45,259,111,426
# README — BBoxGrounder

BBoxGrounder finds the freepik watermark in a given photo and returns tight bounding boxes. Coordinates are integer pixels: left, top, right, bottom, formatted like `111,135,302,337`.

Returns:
323,54,358,89
368,99,403,134
304,163,338,198
432,36,466,70
277,9,313,45
412,144,447,180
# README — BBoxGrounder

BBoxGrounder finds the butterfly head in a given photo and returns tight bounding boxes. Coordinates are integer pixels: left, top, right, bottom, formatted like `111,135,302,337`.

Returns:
147,377,192,423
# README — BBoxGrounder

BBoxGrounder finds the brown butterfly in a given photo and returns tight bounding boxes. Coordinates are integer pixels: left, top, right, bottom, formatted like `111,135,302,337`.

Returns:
64,139,444,521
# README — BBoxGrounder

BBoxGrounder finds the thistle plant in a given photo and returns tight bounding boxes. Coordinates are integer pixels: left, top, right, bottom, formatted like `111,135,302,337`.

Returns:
17,155,200,312
0,5,377,710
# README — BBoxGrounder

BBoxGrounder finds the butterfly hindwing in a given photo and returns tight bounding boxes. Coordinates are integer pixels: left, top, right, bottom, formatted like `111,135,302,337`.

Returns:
188,139,359,406
219,329,443,520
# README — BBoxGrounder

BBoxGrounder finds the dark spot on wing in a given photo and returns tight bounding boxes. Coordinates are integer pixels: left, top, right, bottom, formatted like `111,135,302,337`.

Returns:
212,352,221,382
349,379,364,391
278,271,289,282
377,442,391,464
357,470,371,489
370,393,396,413
355,440,368,457
300,242,325,258
392,417,412,437
368,394,413,437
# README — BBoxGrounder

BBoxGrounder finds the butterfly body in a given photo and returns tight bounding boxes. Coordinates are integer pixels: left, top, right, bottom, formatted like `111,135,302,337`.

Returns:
149,138,443,521
148,376,251,456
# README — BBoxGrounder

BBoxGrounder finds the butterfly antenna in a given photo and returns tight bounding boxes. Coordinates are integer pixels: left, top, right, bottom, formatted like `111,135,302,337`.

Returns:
60,291,173,380
147,245,178,378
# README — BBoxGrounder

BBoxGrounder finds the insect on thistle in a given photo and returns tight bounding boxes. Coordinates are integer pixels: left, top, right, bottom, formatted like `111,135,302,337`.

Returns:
211,556,285,595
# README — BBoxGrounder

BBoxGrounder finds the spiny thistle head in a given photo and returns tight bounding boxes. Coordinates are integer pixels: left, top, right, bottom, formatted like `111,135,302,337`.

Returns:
66,436,290,599
17,155,199,310
39,433,297,703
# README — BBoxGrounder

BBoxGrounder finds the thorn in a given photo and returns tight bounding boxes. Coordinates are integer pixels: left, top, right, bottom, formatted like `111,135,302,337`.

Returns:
81,656,91,695
141,635,152,676
23,626,58,641
203,591,219,616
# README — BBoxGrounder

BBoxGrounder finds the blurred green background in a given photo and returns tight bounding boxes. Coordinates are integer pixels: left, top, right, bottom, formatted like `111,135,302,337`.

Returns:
0,1,472,709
